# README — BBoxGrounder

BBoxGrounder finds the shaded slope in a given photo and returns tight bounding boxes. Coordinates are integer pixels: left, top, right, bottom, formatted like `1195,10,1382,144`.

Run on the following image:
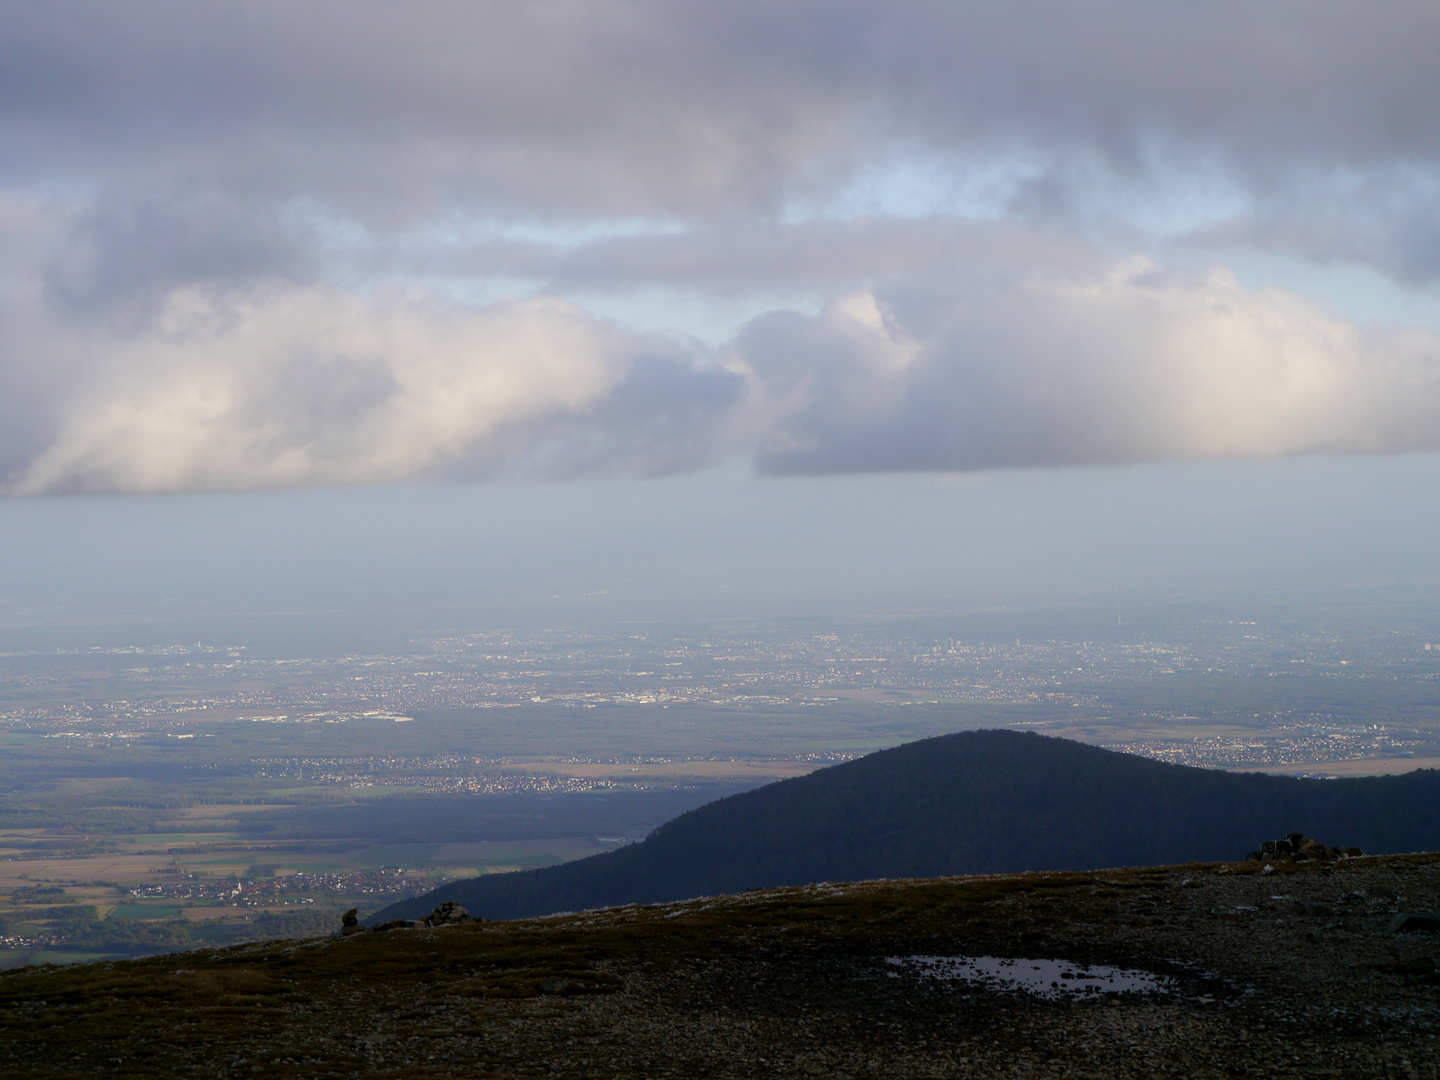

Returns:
241,785,758,844
371,730,1440,922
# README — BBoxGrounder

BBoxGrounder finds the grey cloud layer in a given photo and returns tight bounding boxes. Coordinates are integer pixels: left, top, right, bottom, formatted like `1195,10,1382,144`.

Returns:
6,2,1440,213
2,2,1440,493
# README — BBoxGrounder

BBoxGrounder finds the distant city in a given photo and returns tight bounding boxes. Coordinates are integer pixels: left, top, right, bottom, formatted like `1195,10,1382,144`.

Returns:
3,615,1437,774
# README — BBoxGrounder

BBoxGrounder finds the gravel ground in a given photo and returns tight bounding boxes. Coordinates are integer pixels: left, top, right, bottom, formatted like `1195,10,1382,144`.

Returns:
2,853,1437,1078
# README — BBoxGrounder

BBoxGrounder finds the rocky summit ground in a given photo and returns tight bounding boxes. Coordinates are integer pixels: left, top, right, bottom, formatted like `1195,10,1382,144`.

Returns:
2,854,1439,1079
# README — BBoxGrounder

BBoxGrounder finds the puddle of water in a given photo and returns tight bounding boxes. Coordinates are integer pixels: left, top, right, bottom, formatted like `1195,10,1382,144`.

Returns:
885,955,1178,1000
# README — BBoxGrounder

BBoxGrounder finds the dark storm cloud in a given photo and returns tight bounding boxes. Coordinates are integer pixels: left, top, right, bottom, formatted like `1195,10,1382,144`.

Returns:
3,1,1440,494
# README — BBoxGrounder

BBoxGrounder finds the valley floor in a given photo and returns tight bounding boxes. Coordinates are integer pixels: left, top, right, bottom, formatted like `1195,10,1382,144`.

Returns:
2,854,1438,1079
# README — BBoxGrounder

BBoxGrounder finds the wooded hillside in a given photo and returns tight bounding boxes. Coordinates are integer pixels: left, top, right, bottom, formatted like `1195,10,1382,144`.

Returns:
372,730,1440,922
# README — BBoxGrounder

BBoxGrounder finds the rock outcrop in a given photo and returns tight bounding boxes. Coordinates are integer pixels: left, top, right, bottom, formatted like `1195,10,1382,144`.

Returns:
340,900,478,936
422,901,473,927
1246,832,1361,863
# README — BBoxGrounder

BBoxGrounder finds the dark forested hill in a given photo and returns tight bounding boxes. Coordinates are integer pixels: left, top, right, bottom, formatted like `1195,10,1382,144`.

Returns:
370,730,1440,923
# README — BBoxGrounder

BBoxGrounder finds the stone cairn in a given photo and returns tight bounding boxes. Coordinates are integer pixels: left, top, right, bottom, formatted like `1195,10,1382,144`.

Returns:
1246,832,1364,863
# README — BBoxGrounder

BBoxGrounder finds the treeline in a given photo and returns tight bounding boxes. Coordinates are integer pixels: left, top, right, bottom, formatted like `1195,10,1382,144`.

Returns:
46,906,197,953
34,906,337,956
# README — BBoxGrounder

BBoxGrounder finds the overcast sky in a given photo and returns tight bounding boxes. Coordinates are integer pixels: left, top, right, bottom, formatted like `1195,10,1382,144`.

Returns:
2,2,1439,629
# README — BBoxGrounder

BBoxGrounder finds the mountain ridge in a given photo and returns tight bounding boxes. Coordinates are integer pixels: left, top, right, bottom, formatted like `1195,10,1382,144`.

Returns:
371,729,1440,923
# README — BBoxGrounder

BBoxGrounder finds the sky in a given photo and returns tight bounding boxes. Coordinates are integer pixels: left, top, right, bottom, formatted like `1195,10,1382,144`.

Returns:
2,1,1440,632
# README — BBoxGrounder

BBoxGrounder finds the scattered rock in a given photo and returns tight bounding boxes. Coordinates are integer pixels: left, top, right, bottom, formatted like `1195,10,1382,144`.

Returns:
1366,955,1440,985
1293,901,1336,919
372,919,417,932
1406,958,1440,986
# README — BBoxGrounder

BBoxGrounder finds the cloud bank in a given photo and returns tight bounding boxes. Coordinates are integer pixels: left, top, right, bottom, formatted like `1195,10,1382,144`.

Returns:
2,1,1440,494
746,266,1440,475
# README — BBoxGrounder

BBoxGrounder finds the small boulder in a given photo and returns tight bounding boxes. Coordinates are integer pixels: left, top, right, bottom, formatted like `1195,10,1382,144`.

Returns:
1405,958,1440,986
1385,912,1440,936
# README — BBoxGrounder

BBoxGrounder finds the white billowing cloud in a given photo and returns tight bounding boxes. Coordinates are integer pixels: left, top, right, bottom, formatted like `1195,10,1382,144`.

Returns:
3,184,1440,496
5,285,648,495
4,237,1440,494
741,262,1440,474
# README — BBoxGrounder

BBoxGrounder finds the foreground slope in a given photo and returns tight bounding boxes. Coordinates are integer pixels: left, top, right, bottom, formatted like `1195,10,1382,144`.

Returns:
374,729,1440,922
3,854,1438,1079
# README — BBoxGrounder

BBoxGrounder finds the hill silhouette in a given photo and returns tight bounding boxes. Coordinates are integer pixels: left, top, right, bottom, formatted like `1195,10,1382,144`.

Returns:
370,730,1440,923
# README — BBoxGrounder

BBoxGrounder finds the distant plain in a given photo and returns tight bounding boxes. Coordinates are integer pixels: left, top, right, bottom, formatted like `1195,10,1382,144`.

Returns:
3,593,1438,963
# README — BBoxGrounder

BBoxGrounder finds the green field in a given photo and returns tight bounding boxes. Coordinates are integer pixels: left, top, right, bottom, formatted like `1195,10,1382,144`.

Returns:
350,843,443,868
109,904,183,920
